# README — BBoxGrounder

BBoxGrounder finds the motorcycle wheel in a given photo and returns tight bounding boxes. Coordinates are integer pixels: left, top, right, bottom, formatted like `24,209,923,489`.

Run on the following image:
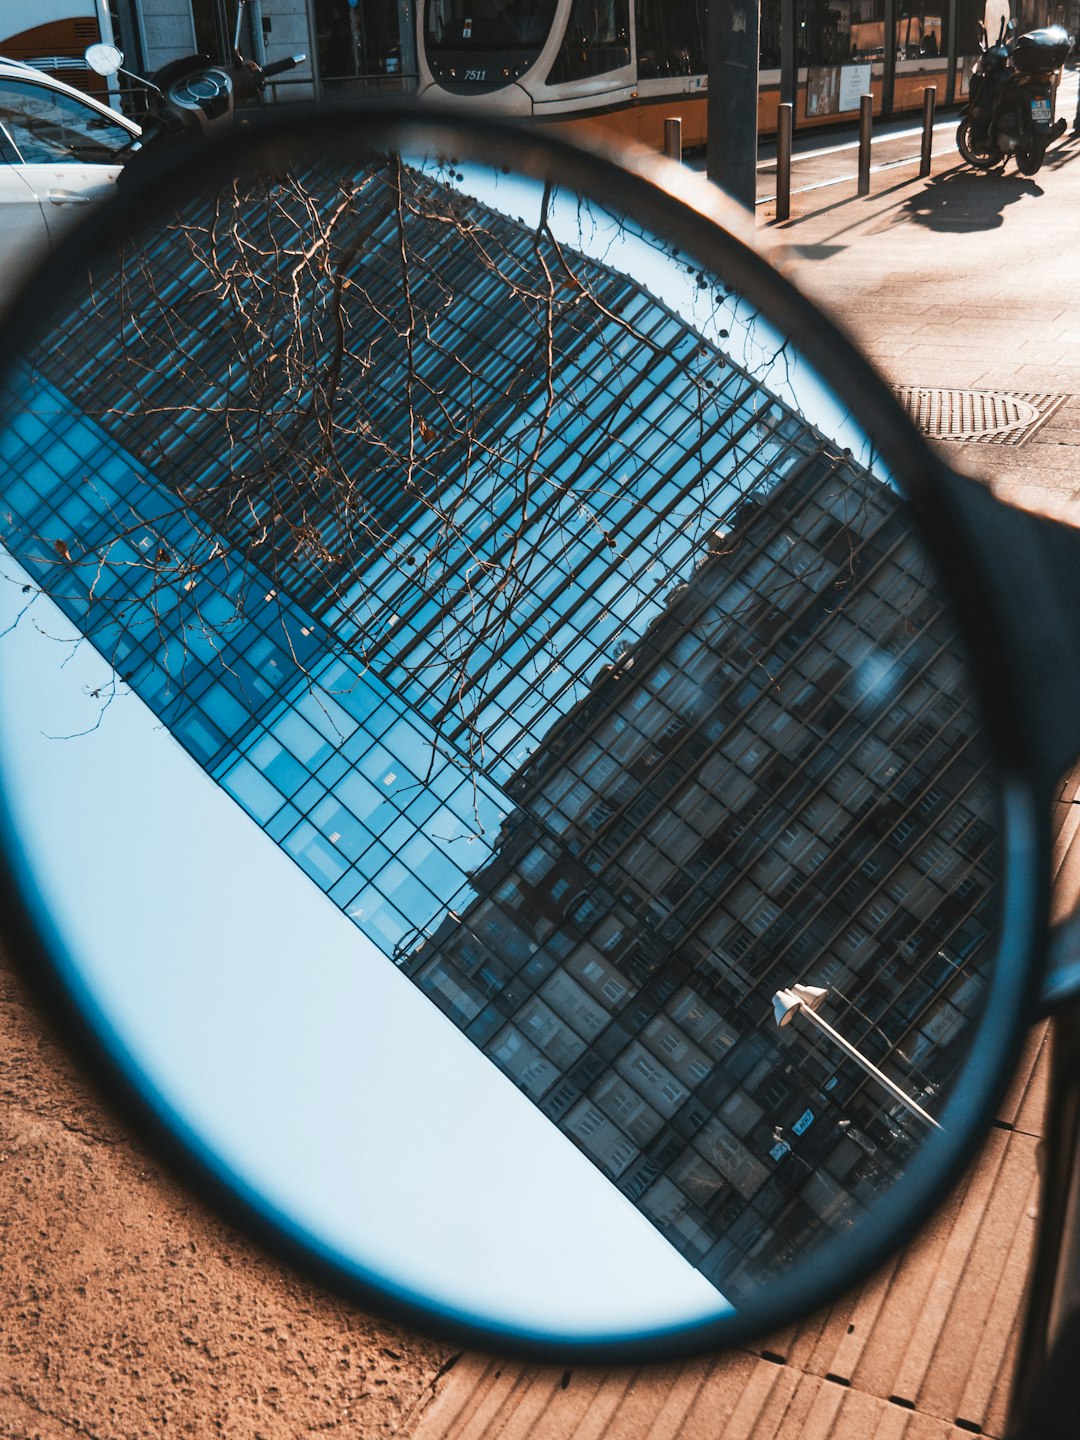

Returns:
955,117,1003,170
1015,144,1045,176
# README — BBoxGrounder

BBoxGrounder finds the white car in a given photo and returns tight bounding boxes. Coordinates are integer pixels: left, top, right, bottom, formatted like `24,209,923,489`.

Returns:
0,58,140,310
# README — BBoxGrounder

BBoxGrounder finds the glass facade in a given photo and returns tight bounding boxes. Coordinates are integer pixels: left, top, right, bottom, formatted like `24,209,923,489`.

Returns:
403,450,999,1297
0,154,1001,1303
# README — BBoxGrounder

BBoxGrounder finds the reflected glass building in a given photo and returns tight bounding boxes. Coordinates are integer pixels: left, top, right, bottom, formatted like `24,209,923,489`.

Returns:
0,159,1000,1302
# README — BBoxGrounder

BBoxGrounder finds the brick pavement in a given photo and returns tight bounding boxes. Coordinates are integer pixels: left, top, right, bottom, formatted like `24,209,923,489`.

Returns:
409,1037,1047,1440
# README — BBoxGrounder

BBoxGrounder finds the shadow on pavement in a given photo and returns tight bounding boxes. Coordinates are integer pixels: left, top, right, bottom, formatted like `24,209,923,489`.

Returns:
1041,137,1080,171
900,169,1042,230
776,172,930,240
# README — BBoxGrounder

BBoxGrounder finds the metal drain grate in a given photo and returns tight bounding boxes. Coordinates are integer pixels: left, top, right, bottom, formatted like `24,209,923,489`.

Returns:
894,387,1067,445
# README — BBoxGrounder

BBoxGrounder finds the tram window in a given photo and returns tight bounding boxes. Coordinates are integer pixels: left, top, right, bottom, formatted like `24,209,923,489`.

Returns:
548,0,631,83
850,2,947,63
761,0,946,72
425,0,559,50
759,0,856,68
636,0,706,80
896,13,944,60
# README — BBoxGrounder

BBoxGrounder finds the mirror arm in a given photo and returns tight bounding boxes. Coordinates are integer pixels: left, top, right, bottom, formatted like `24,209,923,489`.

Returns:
122,66,163,96
1044,919,1080,1012
233,0,248,54
934,470,1080,1009
936,468,1080,803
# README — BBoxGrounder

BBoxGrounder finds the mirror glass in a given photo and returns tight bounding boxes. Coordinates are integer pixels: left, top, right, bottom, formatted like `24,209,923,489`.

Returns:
0,118,1012,1347
84,43,124,77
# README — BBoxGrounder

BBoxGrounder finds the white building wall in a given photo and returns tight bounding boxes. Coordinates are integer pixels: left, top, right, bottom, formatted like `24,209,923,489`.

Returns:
137,0,196,70
132,1,315,98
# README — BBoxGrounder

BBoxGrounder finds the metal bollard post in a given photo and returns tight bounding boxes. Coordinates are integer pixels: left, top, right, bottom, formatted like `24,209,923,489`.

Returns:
776,103,793,223
919,86,936,177
664,118,682,163
857,93,873,196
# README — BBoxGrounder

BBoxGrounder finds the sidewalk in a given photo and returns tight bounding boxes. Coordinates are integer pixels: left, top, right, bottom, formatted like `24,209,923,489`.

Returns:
756,111,970,209
774,66,1080,519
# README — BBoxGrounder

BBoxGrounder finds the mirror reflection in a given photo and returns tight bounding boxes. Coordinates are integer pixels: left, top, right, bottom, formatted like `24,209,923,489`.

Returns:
0,126,1003,1341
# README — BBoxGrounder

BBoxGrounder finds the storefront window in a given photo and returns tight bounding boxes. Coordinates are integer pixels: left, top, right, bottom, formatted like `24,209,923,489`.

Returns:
316,0,407,82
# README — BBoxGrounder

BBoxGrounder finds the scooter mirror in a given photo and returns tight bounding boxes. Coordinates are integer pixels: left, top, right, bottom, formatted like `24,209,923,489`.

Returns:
0,111,1053,1359
84,43,124,77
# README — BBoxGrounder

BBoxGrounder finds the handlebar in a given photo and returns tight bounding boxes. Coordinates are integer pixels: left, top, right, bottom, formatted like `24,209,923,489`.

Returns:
260,54,306,81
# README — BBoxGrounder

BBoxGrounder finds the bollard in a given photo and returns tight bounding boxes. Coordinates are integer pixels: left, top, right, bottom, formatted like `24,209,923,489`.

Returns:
857,93,873,196
776,103,793,223
920,86,936,177
664,117,682,163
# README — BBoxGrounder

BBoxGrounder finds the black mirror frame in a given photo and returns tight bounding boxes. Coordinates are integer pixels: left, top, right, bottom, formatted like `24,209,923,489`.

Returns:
0,104,1063,1363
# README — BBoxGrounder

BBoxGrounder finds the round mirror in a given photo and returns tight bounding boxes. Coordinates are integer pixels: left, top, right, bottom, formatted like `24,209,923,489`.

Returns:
0,112,1042,1357
84,43,124,77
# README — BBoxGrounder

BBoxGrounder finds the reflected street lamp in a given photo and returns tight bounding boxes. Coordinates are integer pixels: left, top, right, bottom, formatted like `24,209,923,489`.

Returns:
770,1124,815,1178
771,983,942,1132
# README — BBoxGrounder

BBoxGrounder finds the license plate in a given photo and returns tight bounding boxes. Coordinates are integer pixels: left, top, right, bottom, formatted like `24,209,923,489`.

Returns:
1032,97,1052,122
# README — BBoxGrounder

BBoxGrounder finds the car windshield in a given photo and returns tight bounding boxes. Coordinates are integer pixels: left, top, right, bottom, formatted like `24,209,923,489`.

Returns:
0,78,136,164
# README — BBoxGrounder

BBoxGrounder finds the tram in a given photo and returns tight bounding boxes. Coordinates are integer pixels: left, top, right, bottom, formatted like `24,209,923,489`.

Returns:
0,0,122,102
416,0,1041,146
0,0,115,97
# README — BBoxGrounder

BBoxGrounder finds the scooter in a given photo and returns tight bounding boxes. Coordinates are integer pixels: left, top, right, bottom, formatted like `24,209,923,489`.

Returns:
956,20,1070,174
84,0,305,160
